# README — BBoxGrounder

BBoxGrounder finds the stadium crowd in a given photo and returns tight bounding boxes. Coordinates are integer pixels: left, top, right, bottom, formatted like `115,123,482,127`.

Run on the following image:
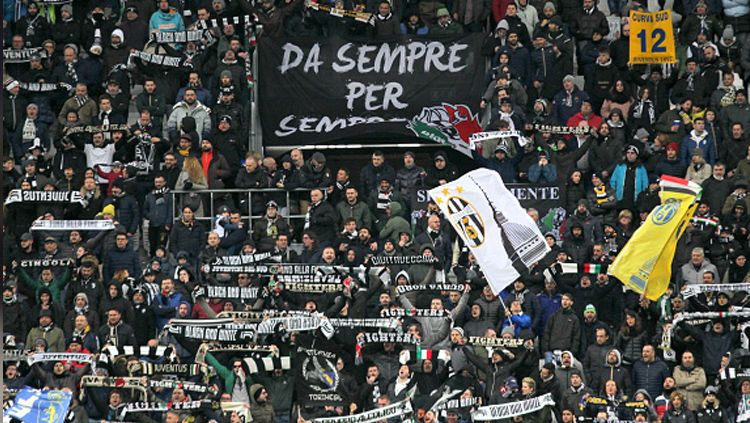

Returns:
3,0,750,421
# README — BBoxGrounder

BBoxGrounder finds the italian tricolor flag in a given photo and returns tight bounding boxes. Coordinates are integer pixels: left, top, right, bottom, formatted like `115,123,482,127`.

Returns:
416,345,432,360
582,264,601,274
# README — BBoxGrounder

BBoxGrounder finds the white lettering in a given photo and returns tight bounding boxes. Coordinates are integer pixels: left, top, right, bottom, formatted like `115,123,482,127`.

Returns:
332,43,355,73
279,43,304,74
303,44,322,74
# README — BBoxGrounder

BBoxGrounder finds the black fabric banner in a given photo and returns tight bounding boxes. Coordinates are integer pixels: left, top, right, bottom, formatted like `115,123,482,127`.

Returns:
369,255,438,266
258,34,486,146
505,183,561,216
296,340,347,406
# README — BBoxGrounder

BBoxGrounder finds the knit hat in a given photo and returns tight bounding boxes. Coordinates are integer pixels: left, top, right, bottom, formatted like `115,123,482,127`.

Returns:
634,128,650,140
61,4,73,14
69,335,83,345
102,204,116,216
692,148,704,158
436,7,449,17
253,385,265,401
501,326,515,337
452,327,465,338
584,304,597,314
112,178,125,190
75,293,89,303
495,144,510,154
5,80,20,92
626,145,640,155
543,1,556,11
723,26,734,40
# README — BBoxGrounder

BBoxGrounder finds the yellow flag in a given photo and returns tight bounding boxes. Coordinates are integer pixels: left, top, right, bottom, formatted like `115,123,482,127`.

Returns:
608,181,699,300
629,10,677,64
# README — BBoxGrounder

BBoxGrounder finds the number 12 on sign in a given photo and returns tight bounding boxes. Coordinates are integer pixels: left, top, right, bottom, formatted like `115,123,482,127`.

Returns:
629,10,676,64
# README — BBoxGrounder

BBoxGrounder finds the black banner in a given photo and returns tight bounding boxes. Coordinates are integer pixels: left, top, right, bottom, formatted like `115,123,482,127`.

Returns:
505,183,561,216
258,34,485,146
296,341,347,406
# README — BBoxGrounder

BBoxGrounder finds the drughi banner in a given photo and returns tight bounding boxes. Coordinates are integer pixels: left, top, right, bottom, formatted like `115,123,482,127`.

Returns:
258,34,485,146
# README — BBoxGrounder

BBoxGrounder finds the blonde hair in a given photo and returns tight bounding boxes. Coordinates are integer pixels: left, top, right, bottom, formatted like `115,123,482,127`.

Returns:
183,157,206,184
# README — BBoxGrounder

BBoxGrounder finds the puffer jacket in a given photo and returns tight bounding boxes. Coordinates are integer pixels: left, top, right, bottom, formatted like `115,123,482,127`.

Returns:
722,0,750,33
631,357,670,399
250,383,276,423
571,7,609,41
395,165,425,198
542,307,581,355
615,329,648,366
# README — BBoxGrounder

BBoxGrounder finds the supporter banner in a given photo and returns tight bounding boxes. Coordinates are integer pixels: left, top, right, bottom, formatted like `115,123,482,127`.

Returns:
194,14,255,29
256,315,324,334
193,285,259,301
244,356,292,373
128,361,206,377
312,399,413,423
472,393,554,421
4,189,83,205
121,400,206,417
20,82,72,92
505,183,561,216
628,10,677,64
3,48,41,63
662,311,750,361
279,275,347,292
167,320,257,343
3,349,26,361
433,397,482,412
296,342,347,406
720,368,750,381
466,337,525,348
381,308,451,318
81,376,146,391
151,29,207,43
395,284,464,294
609,176,701,300
6,388,71,423
258,34,485,146
681,283,750,298
308,1,373,23
202,253,281,273
533,123,589,135
27,352,94,365
368,255,438,266
19,258,74,268
129,50,193,68
359,332,419,345
99,345,172,363
430,168,549,295
148,379,218,395
329,318,401,330
31,219,115,231
62,124,131,135
544,262,609,281
206,343,276,353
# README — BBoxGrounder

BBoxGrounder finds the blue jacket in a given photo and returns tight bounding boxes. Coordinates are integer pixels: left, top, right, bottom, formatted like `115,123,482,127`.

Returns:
103,246,140,282
104,193,140,234
499,44,532,86
472,150,520,183
528,163,558,183
680,130,716,166
501,313,532,337
610,163,649,202
153,291,187,329
536,291,562,335
149,8,185,33
144,190,173,227
553,88,590,125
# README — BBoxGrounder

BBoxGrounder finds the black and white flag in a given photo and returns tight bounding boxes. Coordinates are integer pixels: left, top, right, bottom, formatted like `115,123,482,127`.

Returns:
429,169,549,295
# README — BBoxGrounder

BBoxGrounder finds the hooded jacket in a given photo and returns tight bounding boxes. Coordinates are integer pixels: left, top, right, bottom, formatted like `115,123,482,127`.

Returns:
249,383,276,423
149,6,185,32
592,349,632,397
98,281,135,327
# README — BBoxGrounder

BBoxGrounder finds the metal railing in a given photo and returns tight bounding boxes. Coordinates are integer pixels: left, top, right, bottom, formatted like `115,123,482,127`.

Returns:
169,188,312,230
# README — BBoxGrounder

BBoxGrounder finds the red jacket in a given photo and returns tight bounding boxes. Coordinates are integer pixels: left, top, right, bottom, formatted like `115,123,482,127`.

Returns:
96,166,123,196
566,112,603,139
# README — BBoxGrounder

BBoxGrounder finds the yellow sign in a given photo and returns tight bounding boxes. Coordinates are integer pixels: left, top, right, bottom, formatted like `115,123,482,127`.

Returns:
628,10,677,64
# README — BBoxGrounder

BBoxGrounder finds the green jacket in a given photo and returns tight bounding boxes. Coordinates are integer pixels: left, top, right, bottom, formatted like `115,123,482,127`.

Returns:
206,352,253,396
379,201,411,243
18,268,71,305
335,200,373,230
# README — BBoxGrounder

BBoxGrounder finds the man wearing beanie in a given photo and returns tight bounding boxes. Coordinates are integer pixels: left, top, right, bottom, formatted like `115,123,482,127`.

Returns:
249,384,275,422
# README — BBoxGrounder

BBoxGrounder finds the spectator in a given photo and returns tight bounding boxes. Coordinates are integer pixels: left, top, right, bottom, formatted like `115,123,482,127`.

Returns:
632,345,671,400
